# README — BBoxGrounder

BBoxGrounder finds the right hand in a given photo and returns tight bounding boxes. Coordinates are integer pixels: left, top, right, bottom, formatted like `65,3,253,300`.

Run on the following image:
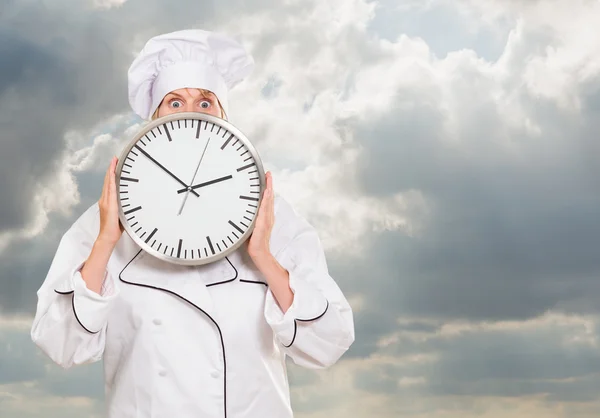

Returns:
97,156,124,247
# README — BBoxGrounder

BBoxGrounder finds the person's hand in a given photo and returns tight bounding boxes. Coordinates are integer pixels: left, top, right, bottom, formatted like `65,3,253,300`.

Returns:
247,171,274,260
97,156,124,247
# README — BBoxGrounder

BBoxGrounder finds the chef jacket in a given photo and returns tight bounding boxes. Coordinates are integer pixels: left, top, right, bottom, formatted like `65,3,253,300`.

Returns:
31,194,355,418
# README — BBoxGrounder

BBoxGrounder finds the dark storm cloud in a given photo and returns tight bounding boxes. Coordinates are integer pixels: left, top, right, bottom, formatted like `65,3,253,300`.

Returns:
340,70,600,326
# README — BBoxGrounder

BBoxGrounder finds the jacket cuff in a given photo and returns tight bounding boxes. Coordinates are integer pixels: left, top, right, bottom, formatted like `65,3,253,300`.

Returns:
54,262,120,334
264,270,329,347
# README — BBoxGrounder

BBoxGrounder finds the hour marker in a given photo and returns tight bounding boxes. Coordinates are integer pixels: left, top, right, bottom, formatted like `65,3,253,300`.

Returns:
237,163,256,172
196,120,201,138
121,177,139,183
163,124,172,141
124,206,142,215
240,195,259,202
145,228,158,244
177,239,183,258
229,220,244,234
206,236,215,255
221,134,234,150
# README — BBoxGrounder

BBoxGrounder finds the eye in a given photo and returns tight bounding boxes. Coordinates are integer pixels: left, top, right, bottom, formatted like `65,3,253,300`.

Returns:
199,100,211,109
169,99,183,108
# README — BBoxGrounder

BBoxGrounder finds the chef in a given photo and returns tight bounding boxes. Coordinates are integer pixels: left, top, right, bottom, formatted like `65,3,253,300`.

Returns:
30,29,355,418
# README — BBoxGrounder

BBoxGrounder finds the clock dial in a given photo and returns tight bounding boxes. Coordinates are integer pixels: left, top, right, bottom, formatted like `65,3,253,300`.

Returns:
116,113,265,265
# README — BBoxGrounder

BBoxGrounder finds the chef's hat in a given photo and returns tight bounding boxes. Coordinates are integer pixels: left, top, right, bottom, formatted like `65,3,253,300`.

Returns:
128,29,254,120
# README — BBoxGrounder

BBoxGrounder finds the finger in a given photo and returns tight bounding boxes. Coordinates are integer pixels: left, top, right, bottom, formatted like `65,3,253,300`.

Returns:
100,159,112,205
108,158,117,203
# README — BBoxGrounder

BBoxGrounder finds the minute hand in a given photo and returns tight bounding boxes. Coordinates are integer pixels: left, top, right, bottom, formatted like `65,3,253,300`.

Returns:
176,174,233,194
134,145,199,197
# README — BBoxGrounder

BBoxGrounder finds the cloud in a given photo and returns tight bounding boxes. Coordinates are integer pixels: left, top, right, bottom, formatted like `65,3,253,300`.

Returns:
3,0,600,417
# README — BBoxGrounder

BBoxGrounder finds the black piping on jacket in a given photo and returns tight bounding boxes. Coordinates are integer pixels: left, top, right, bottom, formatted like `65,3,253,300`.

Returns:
117,249,231,418
282,300,330,348
54,289,101,334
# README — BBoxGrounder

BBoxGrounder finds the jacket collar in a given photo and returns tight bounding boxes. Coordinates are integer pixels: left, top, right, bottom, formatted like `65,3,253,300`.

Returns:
116,235,240,318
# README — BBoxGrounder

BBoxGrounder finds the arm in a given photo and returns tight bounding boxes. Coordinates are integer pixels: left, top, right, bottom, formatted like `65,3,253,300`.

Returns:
261,195,355,369
31,158,123,368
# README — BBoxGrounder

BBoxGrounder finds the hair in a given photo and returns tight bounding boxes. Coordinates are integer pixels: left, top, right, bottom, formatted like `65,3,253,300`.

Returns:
151,88,228,120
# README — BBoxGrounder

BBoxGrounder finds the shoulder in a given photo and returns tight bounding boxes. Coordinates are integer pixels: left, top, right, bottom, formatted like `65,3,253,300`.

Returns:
271,192,317,254
62,202,101,241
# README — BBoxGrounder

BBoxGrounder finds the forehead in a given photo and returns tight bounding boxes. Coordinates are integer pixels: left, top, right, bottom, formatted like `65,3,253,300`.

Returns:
166,88,216,99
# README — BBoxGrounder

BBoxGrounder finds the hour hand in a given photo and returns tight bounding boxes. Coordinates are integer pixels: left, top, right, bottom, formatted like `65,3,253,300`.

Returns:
134,145,200,197
176,174,233,194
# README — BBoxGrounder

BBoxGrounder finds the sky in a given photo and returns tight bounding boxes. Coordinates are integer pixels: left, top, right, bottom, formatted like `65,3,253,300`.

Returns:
2,0,600,416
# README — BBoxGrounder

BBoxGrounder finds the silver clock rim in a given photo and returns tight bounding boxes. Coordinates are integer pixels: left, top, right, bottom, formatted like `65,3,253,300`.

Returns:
115,112,266,266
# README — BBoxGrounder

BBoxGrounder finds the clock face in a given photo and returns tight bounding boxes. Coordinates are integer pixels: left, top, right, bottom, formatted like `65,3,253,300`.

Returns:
115,112,265,266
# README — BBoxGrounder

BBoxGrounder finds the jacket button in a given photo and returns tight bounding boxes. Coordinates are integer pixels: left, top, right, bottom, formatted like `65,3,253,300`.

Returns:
210,371,220,379
153,318,162,325
159,370,167,377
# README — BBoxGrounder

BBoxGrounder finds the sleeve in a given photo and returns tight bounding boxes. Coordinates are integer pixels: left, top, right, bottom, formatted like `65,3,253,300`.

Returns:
30,204,121,369
263,195,355,369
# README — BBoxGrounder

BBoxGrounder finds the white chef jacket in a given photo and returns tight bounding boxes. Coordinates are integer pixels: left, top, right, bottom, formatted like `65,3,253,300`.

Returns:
31,194,355,418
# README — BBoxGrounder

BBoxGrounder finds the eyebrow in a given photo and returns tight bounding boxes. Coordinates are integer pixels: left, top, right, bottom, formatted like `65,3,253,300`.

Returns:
165,93,184,100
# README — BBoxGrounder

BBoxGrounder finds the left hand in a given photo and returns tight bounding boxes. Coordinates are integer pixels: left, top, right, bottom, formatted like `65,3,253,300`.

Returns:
247,171,274,260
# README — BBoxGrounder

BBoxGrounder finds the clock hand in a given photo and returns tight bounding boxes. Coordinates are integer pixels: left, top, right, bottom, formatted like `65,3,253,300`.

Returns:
176,174,233,194
134,145,200,198
177,137,211,216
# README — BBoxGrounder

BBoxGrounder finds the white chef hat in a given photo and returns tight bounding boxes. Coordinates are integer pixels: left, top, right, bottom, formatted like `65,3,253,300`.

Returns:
128,29,254,120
